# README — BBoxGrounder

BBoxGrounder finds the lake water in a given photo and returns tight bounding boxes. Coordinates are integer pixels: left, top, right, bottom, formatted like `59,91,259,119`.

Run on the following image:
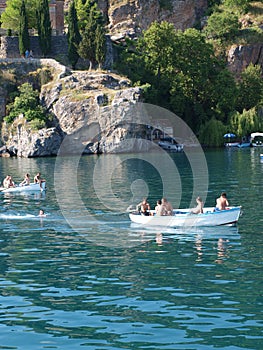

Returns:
0,148,262,349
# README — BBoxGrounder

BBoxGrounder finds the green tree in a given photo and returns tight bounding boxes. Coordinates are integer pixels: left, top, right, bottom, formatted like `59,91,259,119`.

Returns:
199,118,226,146
5,83,46,124
78,3,105,69
223,0,250,13
1,0,38,32
95,24,106,69
229,108,263,136
18,0,30,57
36,0,52,57
118,22,237,131
204,10,240,41
75,0,101,32
236,64,263,112
67,0,81,69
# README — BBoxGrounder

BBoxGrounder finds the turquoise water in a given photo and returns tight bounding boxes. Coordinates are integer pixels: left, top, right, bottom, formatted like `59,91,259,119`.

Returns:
0,148,262,349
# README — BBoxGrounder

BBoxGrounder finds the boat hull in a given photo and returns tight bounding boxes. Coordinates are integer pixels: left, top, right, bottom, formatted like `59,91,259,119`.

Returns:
129,207,241,227
158,141,184,152
1,182,46,193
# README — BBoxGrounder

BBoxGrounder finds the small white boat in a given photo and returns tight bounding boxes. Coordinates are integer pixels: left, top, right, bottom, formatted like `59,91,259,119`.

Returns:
129,206,241,227
158,137,184,152
251,132,263,147
225,142,240,147
0,182,46,193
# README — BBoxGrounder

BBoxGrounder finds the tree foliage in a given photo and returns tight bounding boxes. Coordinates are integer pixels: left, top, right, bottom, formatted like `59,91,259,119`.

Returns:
5,83,46,124
119,21,238,131
199,118,226,146
204,10,240,41
1,0,38,31
67,0,81,69
229,108,263,136
18,0,30,56
223,0,250,13
77,1,105,68
36,0,52,56
236,64,263,112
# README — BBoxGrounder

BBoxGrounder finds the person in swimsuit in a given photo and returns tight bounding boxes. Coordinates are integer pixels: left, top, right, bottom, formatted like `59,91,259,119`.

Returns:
216,192,229,210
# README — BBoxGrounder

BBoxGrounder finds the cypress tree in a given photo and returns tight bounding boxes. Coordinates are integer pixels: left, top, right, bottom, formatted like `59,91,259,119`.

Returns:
19,0,30,57
68,0,81,69
95,24,106,69
78,4,106,69
36,0,52,57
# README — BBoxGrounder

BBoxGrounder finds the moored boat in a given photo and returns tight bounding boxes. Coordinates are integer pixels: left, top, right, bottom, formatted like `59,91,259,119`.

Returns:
129,206,241,227
0,182,46,193
158,137,184,152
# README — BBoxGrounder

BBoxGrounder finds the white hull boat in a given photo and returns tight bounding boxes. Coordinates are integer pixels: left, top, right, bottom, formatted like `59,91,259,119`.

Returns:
158,140,184,152
0,182,46,193
129,206,241,227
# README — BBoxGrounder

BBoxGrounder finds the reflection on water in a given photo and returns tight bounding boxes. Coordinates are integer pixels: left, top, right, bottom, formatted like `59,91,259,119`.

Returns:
0,150,262,349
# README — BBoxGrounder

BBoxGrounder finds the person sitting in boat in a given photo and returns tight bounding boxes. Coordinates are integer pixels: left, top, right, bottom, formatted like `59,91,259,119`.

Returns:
155,200,162,216
191,196,204,214
34,172,45,188
3,175,15,188
137,198,151,216
216,192,229,210
20,173,30,186
161,198,173,216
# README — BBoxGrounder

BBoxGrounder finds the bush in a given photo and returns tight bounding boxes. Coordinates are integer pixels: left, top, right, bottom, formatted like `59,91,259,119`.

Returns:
4,82,47,125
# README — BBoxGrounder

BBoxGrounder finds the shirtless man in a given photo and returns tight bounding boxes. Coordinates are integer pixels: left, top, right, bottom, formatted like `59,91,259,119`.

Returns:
161,198,173,216
20,173,30,186
140,198,151,216
216,192,229,210
3,175,15,188
191,196,204,214
155,200,162,216
137,198,151,215
34,172,45,188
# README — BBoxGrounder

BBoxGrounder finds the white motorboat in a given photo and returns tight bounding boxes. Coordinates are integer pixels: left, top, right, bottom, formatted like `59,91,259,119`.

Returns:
158,137,184,152
250,132,263,147
0,182,46,193
129,206,241,227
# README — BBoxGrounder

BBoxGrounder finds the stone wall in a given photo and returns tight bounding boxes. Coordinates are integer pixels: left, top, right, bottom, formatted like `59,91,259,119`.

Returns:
0,35,68,59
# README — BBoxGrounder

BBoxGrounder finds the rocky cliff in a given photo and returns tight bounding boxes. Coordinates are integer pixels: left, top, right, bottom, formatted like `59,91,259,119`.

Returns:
64,0,208,39
105,0,208,39
2,60,151,157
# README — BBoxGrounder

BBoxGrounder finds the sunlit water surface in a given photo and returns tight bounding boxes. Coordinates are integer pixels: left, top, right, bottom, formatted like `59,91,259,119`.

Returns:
0,148,262,349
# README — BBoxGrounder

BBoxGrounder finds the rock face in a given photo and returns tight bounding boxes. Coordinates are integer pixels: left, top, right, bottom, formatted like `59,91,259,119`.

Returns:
3,118,63,157
63,0,207,38
227,44,263,77
105,0,208,39
41,70,149,155
3,63,150,157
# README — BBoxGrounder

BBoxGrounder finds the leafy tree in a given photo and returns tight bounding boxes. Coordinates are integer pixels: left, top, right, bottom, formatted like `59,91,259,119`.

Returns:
75,0,101,32
5,83,46,124
95,24,106,69
78,3,105,68
229,108,263,136
236,64,263,112
36,0,52,57
18,0,30,56
118,21,238,131
1,0,38,32
67,0,81,69
199,118,226,146
204,10,240,41
223,0,250,13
